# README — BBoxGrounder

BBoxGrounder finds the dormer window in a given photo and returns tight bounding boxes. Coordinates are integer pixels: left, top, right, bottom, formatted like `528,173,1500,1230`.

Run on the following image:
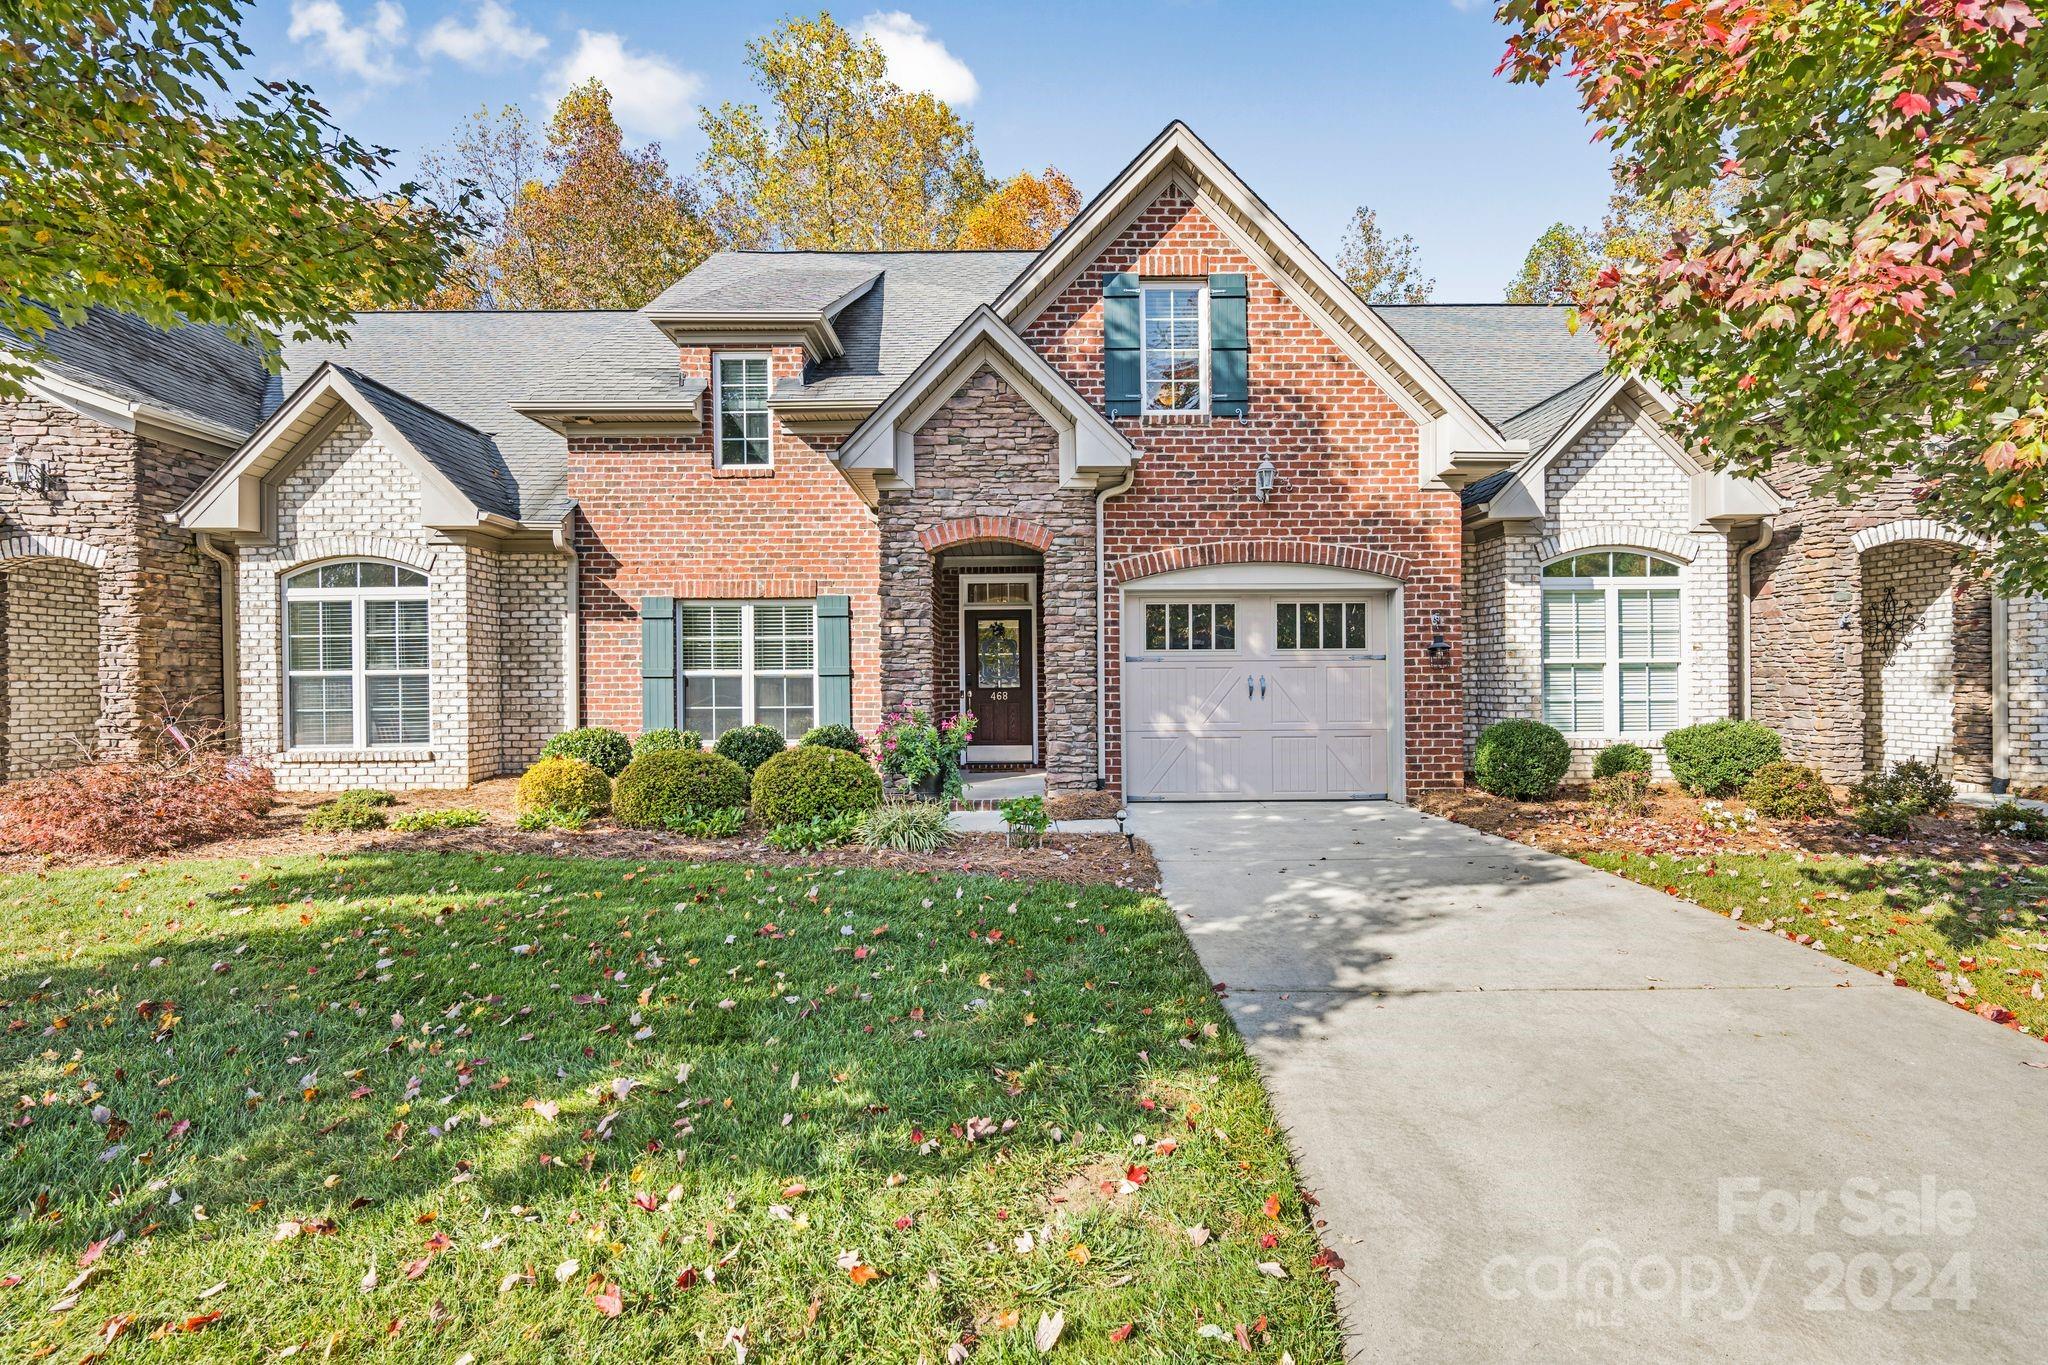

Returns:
1140,284,1207,414
714,353,771,466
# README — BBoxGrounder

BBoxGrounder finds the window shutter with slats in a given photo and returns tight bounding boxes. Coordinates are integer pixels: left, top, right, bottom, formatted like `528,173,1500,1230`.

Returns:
641,596,675,731
1102,272,1141,418
816,595,853,727
1208,273,1249,417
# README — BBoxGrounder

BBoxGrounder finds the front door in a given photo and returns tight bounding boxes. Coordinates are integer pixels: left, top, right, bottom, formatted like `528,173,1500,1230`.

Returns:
965,609,1034,763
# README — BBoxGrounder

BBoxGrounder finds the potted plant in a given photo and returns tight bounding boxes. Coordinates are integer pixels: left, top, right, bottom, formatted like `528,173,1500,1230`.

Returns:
871,707,976,800
998,794,1051,848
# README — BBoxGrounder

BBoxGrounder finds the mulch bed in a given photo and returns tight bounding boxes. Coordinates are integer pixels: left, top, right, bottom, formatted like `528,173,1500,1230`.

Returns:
1413,783,2037,865
0,777,1161,890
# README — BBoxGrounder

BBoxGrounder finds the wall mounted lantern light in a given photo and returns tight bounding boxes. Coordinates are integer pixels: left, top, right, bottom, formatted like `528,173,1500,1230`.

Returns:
1424,611,1451,660
1253,456,1277,503
3,445,56,498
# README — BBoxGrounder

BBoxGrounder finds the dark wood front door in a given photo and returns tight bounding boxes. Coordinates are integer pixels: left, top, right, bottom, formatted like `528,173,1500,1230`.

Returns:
965,609,1033,755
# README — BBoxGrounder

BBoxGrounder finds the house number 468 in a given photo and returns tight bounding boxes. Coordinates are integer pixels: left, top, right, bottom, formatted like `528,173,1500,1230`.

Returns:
987,690,1010,701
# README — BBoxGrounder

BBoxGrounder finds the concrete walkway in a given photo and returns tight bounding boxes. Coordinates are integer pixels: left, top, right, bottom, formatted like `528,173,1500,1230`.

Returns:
1134,801,2048,1362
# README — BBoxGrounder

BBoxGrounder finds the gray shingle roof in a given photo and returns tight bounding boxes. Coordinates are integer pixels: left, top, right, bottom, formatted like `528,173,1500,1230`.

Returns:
1,305,270,436
517,316,705,410
1371,304,1608,434
279,310,635,523
335,366,519,520
644,251,1037,408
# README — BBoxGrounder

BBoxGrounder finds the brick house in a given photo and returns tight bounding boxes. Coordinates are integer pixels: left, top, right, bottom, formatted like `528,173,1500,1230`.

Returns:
4,123,2045,795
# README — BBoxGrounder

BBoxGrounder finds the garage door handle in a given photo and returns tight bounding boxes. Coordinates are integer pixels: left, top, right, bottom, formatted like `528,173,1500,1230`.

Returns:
1259,674,1266,698
1246,675,1254,699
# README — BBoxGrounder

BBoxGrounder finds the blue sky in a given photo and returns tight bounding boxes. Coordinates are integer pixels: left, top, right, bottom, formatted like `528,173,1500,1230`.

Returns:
241,1,1611,301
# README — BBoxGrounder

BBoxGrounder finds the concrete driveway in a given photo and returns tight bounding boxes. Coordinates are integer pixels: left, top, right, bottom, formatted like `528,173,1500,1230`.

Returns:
1134,801,2048,1362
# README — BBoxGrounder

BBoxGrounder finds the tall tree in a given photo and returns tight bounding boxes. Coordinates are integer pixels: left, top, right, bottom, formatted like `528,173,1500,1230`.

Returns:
0,0,461,391
1499,0,2048,591
698,12,991,250
958,167,1082,250
414,105,543,310
1505,223,1599,304
498,82,712,309
1335,206,1434,304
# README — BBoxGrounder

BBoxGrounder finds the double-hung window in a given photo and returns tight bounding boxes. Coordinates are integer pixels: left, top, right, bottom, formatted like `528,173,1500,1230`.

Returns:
1140,284,1206,414
714,353,771,466
680,602,816,741
1540,551,1682,735
284,560,430,748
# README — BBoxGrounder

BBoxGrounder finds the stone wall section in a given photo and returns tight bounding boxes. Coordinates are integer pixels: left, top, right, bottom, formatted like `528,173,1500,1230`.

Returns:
879,367,1097,789
0,396,226,777
1022,188,1464,790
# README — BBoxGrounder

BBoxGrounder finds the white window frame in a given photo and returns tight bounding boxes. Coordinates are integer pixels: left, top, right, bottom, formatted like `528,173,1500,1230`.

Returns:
712,351,772,468
680,600,817,742
1539,551,1685,739
1136,598,1240,653
1139,281,1209,416
283,560,430,750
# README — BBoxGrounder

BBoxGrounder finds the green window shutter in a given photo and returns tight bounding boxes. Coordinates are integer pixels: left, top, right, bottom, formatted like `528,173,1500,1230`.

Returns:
640,596,676,731
1102,271,1141,418
1209,273,1249,417
816,594,852,727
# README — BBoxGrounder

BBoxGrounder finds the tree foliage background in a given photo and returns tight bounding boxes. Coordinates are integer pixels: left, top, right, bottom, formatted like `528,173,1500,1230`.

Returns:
1500,0,2048,591
0,0,463,394
1335,206,1435,304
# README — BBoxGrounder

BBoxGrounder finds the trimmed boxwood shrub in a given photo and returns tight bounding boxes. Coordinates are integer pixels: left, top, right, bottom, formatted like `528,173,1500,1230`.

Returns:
713,723,786,775
1742,761,1834,820
1473,719,1572,800
751,745,883,827
613,749,750,829
516,756,612,815
633,728,702,758
1662,720,1782,796
539,726,633,776
799,723,865,754
1592,743,1652,779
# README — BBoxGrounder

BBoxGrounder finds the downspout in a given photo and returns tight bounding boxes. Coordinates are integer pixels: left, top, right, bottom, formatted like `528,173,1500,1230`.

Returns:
552,513,581,731
1736,521,1774,719
1094,466,1136,790
194,531,239,728
1992,594,2011,794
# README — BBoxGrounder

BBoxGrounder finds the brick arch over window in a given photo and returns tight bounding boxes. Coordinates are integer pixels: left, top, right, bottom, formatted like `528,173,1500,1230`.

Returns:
1849,518,1992,557
0,534,107,570
917,516,1055,555
1110,539,1411,586
1536,525,1697,566
278,536,441,578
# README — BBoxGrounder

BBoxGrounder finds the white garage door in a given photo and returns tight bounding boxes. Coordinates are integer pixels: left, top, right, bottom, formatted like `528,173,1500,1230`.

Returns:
1124,589,1398,800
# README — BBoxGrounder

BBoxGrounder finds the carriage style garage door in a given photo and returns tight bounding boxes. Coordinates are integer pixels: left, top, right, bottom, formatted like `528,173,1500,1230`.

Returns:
1123,580,1399,800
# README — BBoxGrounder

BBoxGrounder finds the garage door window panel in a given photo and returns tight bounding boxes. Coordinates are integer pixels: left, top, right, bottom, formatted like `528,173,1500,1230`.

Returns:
1276,602,1372,650
1143,601,1236,651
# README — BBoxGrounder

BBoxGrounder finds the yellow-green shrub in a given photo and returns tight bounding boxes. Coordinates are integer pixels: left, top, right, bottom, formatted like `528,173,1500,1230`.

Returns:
516,756,611,815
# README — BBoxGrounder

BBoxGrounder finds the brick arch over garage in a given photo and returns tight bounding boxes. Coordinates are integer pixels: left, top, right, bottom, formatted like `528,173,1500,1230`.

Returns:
1110,539,1411,586
917,516,1055,555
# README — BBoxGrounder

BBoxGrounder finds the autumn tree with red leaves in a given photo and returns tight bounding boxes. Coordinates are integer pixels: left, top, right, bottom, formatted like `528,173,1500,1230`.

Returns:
1499,0,2048,589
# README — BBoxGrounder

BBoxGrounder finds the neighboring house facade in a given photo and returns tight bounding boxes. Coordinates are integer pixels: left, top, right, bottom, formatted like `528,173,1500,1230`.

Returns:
3,122,2045,796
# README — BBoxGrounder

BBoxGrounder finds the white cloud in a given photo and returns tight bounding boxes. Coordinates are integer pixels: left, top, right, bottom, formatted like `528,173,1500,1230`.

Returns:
419,0,547,68
858,11,979,106
545,31,702,140
288,0,410,84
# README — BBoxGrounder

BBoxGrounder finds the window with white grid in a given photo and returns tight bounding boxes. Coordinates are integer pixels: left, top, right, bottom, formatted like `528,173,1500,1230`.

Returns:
714,353,771,466
284,560,430,748
680,602,816,741
1540,550,1683,736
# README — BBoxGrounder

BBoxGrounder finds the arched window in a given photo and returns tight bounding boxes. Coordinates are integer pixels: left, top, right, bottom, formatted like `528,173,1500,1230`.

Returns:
284,560,430,748
1540,550,1682,735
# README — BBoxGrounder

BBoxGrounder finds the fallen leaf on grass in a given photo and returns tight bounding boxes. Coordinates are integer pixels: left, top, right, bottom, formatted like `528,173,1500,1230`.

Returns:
1262,1194,1281,1219
1186,1225,1211,1246
1108,1322,1135,1343
588,1276,623,1318
1257,1261,1289,1279
1034,1310,1064,1353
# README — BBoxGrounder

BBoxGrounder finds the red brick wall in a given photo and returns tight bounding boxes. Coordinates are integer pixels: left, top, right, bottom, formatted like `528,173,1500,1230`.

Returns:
568,342,881,739
1020,189,1466,791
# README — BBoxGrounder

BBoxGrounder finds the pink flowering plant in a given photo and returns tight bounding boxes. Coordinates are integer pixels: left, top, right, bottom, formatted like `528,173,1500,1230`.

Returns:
871,706,976,799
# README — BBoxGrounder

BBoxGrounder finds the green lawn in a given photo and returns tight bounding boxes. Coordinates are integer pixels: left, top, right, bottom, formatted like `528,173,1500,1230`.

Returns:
0,853,1340,1362
1584,846,2048,1036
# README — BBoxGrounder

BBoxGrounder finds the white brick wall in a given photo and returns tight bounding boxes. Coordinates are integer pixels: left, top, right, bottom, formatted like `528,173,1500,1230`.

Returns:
233,417,570,792
3,557,102,777
2011,597,2048,789
1862,542,1956,771
1465,399,1740,777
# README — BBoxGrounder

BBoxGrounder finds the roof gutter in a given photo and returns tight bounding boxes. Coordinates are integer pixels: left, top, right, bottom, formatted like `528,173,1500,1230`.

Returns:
193,531,239,729
1736,520,1773,719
